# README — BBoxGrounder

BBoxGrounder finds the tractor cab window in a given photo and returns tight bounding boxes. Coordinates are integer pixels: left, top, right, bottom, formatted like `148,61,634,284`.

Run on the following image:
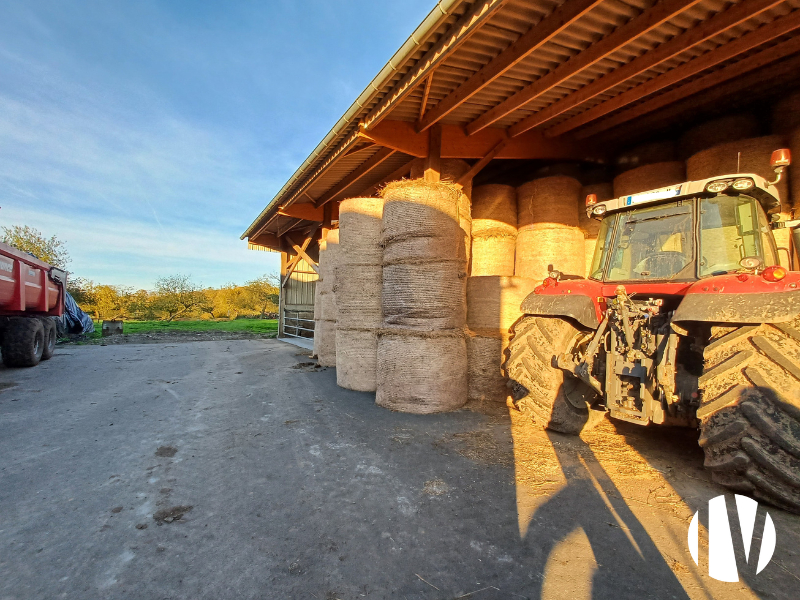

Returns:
699,195,778,276
602,201,694,282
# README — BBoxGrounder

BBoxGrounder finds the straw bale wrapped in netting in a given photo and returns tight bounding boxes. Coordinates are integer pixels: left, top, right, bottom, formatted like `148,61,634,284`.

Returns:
334,265,382,330
315,320,337,367
376,328,468,413
791,130,800,210
613,162,685,198
467,330,511,404
336,328,378,391
470,184,517,276
680,114,760,160
317,229,340,289
466,276,537,333
318,291,337,322
381,259,466,330
517,176,581,228
772,91,800,133
338,197,384,266
686,135,789,204
580,183,613,276
616,140,677,171
381,180,468,262
515,225,585,281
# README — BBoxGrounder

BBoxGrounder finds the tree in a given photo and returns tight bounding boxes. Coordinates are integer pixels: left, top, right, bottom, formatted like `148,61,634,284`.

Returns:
2,225,70,268
244,274,280,318
151,275,209,321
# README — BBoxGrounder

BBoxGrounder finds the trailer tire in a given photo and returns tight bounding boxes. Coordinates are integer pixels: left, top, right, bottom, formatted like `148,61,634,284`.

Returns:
2,317,45,368
41,318,56,360
505,316,603,435
698,318,800,513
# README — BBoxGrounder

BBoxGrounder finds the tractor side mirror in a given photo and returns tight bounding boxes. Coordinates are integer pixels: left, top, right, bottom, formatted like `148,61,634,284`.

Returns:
768,148,791,186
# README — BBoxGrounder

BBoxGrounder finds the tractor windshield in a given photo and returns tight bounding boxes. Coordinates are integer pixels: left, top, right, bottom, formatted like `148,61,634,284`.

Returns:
589,201,694,282
698,194,778,276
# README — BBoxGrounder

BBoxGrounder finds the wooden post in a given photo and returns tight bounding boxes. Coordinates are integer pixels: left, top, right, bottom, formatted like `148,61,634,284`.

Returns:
279,251,287,338
321,203,332,242
424,123,442,182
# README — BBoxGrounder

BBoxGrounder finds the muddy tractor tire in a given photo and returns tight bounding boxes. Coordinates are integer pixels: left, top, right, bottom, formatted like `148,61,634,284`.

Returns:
2,317,45,368
41,318,57,360
505,316,603,435
698,318,800,513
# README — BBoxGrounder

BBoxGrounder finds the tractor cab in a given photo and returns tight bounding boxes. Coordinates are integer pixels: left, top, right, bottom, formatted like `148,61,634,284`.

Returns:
585,150,790,284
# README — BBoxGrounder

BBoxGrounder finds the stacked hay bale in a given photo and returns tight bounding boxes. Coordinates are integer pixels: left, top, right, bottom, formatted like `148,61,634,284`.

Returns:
470,184,517,276
515,176,584,281
580,183,613,277
687,135,791,266
335,197,384,391
680,113,760,160
613,162,685,197
773,92,800,212
377,180,470,413
465,276,537,404
313,229,339,367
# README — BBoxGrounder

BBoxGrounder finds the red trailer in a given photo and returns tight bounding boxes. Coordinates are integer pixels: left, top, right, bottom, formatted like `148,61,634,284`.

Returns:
0,242,66,367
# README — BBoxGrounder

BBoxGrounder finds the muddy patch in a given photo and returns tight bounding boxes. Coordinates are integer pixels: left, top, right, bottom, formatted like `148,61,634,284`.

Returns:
422,478,449,496
153,505,193,524
155,446,177,458
290,362,322,372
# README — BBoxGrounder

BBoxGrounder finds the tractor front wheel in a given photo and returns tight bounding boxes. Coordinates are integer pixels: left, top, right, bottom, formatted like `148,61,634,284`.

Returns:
505,316,603,435
698,317,800,513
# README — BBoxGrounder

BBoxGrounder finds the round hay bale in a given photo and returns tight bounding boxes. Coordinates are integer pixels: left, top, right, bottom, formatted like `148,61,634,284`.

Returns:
467,330,511,404
517,176,581,228
580,183,613,277
338,197,384,266
315,320,337,367
772,91,800,133
613,161,685,198
515,225,585,281
471,184,517,237
318,229,340,282
381,180,467,262
680,113,760,159
470,234,516,276
686,135,789,206
790,129,800,210
334,265,382,330
313,285,323,321
382,260,466,330
318,290,338,322
336,328,378,392
376,328,468,413
466,276,538,333
616,140,678,172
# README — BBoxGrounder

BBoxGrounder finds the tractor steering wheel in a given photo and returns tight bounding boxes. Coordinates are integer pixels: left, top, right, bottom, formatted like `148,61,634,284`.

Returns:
634,251,688,278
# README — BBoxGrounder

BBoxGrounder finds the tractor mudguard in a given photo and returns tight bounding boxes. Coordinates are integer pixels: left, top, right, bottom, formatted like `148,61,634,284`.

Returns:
520,279,603,330
673,273,800,325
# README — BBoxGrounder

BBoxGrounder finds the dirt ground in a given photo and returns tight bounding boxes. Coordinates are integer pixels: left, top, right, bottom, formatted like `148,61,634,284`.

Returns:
0,338,798,599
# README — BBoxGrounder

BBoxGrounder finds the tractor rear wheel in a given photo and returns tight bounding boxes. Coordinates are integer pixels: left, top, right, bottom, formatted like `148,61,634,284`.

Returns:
698,317,800,513
2,317,45,368
505,316,603,435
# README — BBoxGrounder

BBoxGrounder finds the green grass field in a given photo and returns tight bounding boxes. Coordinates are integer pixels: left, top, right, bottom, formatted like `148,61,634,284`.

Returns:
91,319,278,336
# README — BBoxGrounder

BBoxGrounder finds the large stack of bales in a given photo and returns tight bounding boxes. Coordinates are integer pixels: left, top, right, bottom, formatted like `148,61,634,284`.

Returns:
775,92,800,218
613,162,685,197
313,229,339,367
680,114,760,160
335,197,384,391
470,184,517,276
377,179,470,413
579,183,613,277
515,176,584,280
465,276,536,404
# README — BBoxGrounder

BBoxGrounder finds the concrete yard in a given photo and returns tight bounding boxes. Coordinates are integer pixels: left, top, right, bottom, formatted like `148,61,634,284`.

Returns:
1,338,799,599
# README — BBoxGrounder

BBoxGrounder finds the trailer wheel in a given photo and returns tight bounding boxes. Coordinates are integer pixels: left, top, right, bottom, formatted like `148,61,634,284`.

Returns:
505,316,603,435
698,318,800,513
41,318,56,360
2,317,45,368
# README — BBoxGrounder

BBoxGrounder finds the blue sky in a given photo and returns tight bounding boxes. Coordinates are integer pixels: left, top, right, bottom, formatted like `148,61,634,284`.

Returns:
0,0,433,289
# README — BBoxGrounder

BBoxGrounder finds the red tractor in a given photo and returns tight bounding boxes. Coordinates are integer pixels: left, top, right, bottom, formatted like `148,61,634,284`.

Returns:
506,149,800,513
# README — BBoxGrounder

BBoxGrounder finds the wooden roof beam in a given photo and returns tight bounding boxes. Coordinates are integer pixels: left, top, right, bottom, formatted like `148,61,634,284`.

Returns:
314,147,396,207
575,32,800,139
284,232,320,275
361,0,509,130
360,160,415,197
415,0,603,134
418,72,434,120
457,134,509,186
548,9,800,138
505,0,785,136
277,203,325,222
470,0,705,136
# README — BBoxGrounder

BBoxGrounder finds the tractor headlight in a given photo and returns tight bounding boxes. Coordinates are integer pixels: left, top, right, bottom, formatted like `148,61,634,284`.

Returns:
592,205,606,216
732,178,754,191
706,180,731,193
